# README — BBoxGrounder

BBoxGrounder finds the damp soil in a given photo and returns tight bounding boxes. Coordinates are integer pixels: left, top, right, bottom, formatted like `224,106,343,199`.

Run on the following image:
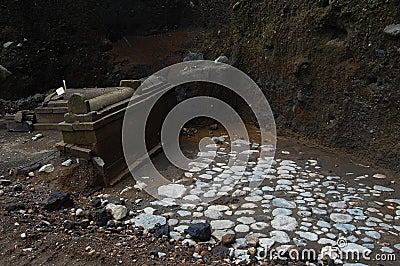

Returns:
0,125,397,265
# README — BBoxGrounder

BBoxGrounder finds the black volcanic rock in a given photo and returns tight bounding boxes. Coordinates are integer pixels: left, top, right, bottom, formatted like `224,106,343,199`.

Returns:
43,190,73,211
186,223,212,241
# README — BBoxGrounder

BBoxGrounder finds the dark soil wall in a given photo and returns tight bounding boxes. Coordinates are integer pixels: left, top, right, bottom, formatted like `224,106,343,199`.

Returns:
197,0,400,173
0,0,182,99
0,0,399,173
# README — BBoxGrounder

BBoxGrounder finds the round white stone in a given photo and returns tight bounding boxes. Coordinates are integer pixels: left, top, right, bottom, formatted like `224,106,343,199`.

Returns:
330,213,353,223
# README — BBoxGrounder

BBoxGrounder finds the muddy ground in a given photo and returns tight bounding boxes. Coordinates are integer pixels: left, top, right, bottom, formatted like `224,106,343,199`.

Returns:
0,126,398,265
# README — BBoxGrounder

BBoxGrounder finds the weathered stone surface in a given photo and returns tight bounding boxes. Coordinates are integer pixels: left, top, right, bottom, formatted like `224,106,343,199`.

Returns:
132,214,166,230
158,184,187,199
211,220,235,230
39,164,55,173
234,224,250,233
384,24,400,36
271,215,298,231
296,231,318,241
272,198,296,209
270,231,290,244
0,65,11,81
330,213,353,223
373,185,394,192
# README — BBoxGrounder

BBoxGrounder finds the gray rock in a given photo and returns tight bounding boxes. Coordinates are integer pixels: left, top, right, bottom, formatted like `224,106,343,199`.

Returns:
39,164,55,173
384,24,400,36
174,225,189,233
75,208,84,217
0,65,11,81
272,198,296,208
211,220,235,230
182,238,197,246
347,235,359,243
312,207,328,215
297,211,312,217
237,217,256,225
365,231,381,240
271,215,297,231
132,213,166,230
380,246,394,253
317,220,332,228
208,205,230,211
386,199,400,205
373,185,394,192
106,203,127,220
204,209,223,219
334,223,356,233
361,237,373,243
244,195,263,202
158,252,167,258
215,56,229,64
3,42,13,48
158,184,187,199
330,213,353,223
213,229,235,241
272,208,293,216
61,159,73,167
318,238,337,246
329,201,347,208
234,224,250,233
168,219,179,226
259,238,275,249
348,209,363,216
143,207,156,214
241,203,258,209
373,174,386,179
250,222,268,231
203,190,216,198
270,231,290,243
296,231,318,241
177,210,191,217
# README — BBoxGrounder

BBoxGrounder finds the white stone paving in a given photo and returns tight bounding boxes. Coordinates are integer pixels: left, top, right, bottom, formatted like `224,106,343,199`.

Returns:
143,137,399,264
